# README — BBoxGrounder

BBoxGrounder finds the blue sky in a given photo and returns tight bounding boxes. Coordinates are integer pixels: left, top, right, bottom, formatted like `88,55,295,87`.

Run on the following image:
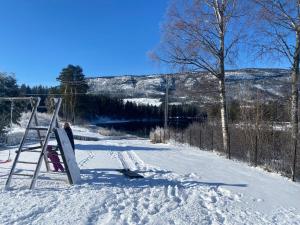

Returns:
0,0,169,86
0,0,289,87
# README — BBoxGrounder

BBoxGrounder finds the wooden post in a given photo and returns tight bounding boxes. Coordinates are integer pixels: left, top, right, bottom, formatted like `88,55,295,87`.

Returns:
211,127,214,150
199,128,202,149
228,127,231,157
189,129,192,146
160,129,162,143
254,134,258,167
181,129,184,143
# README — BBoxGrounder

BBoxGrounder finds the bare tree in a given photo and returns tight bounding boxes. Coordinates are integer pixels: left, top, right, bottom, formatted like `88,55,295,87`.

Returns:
151,0,246,157
254,0,300,181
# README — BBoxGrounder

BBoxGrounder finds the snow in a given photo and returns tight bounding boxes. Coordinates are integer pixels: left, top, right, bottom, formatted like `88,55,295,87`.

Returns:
169,102,182,105
123,98,162,107
87,75,165,97
254,84,284,97
86,69,292,105
0,125,300,224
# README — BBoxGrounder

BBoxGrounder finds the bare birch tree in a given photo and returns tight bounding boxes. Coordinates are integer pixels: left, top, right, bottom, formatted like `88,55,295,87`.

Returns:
254,0,300,181
151,0,246,157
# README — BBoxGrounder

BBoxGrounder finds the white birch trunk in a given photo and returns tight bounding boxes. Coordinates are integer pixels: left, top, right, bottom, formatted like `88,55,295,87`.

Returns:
291,31,300,181
219,78,230,157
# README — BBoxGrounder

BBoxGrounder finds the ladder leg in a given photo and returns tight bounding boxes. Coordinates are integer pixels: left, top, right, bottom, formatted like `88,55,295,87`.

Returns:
31,98,51,172
30,149,45,189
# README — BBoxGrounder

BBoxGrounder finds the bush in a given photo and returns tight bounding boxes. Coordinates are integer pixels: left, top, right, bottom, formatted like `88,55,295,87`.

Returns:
98,127,125,136
149,127,169,143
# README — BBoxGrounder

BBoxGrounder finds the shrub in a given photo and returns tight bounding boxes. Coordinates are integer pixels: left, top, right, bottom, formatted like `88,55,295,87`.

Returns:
98,127,125,136
149,127,169,143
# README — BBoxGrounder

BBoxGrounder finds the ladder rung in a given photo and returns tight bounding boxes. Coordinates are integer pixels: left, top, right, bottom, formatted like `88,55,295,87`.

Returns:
28,126,49,131
16,150,42,153
39,177,67,182
17,161,38,165
46,160,63,164
22,146,42,151
40,136,56,140
12,173,33,177
25,138,45,142
47,171,66,175
38,136,55,141
49,152,62,156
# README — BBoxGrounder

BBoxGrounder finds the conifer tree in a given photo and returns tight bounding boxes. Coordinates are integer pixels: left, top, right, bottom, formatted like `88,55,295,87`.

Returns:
57,65,88,123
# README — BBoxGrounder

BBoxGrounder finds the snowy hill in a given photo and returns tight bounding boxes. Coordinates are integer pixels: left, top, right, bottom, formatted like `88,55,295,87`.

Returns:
87,68,291,105
0,126,299,224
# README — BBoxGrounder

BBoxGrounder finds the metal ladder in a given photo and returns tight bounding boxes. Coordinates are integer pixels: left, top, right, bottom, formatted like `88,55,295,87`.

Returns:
5,97,64,189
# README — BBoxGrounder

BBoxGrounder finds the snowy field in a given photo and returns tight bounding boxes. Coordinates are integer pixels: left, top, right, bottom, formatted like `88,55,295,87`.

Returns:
0,127,300,225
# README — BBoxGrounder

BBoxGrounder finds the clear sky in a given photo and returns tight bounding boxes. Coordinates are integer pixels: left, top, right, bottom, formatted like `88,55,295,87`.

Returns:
0,0,289,87
0,0,169,86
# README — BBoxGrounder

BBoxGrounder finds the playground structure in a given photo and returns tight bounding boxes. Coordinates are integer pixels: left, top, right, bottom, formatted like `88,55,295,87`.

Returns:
0,98,14,163
0,97,80,189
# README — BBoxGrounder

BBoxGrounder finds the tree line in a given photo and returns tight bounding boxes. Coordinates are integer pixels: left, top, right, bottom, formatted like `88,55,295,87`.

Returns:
0,68,200,139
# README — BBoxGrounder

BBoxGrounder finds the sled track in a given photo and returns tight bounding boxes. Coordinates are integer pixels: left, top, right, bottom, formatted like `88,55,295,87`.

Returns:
78,151,96,168
117,151,144,171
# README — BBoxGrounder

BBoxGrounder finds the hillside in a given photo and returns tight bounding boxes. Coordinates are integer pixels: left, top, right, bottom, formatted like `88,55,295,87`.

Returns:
87,68,291,106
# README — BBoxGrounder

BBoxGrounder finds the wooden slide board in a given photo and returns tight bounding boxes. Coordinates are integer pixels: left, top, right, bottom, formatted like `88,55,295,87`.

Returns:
54,128,81,184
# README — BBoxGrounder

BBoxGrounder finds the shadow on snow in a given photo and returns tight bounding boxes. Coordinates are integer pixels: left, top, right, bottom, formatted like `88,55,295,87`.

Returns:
80,168,247,189
75,144,170,152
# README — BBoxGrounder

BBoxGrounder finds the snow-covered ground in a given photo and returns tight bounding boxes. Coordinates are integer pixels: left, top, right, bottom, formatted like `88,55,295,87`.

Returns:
0,126,300,225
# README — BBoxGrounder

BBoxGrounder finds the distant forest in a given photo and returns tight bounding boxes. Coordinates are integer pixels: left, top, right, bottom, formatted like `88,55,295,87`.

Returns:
0,70,191,121
19,84,201,121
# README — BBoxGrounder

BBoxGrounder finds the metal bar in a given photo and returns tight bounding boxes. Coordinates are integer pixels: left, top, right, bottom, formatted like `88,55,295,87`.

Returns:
0,97,38,101
30,98,62,189
46,171,67,175
37,106,48,109
21,146,42,151
28,126,49,130
5,97,41,190
46,160,64,164
25,138,45,142
17,161,38,165
17,150,41,153
12,173,33,177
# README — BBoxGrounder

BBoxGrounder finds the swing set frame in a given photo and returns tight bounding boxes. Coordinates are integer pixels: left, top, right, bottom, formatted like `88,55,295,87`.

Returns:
0,97,38,163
